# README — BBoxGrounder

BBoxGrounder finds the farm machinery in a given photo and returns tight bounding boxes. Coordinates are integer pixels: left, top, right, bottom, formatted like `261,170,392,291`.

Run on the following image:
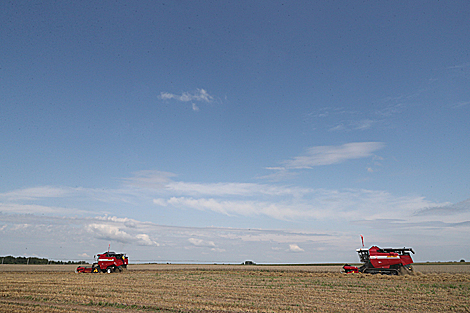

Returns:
343,245,415,275
76,251,128,273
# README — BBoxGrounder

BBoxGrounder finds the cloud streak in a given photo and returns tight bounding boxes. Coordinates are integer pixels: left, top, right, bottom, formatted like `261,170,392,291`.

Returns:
159,88,214,111
153,188,447,222
282,142,385,169
0,203,89,215
0,186,77,201
414,199,470,216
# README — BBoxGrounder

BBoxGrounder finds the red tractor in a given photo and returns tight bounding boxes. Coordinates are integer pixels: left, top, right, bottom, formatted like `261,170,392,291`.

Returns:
76,251,128,273
343,246,415,275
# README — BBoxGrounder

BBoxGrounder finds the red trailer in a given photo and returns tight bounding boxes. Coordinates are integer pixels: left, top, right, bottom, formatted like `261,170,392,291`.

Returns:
343,246,415,275
76,251,128,273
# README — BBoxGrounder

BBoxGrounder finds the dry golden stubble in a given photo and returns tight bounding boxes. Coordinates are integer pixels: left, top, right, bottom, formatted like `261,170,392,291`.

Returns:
0,267,469,312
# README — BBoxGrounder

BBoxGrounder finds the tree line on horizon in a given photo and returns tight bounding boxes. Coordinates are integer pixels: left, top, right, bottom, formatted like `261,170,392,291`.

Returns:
1,255,88,265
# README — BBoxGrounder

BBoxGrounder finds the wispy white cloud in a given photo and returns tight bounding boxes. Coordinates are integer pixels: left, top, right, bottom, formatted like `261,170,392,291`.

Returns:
167,196,304,219
256,168,300,182
414,199,470,216
159,89,214,111
352,119,376,130
329,119,377,132
185,237,226,252
0,203,89,215
329,123,346,132
122,170,177,189
165,181,311,197
0,186,77,201
86,223,159,246
452,101,470,108
446,63,470,69
86,223,134,243
288,244,305,253
135,234,160,246
123,170,311,197
188,238,216,248
154,188,446,222
281,142,385,169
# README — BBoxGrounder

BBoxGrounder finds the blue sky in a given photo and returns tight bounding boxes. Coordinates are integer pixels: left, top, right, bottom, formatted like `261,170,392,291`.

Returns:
1,1,469,263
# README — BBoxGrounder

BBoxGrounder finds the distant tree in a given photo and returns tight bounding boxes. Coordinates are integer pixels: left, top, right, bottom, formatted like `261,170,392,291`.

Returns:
460,259,466,263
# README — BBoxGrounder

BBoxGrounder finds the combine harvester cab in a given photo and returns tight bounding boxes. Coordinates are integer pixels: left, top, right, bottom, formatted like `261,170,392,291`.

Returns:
76,251,128,273
343,246,415,275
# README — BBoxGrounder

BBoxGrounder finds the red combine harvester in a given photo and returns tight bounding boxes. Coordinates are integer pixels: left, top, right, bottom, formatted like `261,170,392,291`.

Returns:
76,251,128,273
343,246,415,275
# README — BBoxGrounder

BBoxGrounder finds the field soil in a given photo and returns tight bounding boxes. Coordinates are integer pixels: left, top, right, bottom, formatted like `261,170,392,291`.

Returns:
1,264,469,312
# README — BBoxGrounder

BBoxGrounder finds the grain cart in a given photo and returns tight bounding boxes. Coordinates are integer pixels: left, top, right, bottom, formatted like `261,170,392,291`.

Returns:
343,246,415,275
76,251,128,273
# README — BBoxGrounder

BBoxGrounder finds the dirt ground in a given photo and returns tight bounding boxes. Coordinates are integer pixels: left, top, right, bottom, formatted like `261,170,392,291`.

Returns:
1,264,469,312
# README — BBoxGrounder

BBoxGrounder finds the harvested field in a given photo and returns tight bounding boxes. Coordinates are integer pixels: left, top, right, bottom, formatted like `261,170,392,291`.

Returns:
2,263,470,273
1,264,469,312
